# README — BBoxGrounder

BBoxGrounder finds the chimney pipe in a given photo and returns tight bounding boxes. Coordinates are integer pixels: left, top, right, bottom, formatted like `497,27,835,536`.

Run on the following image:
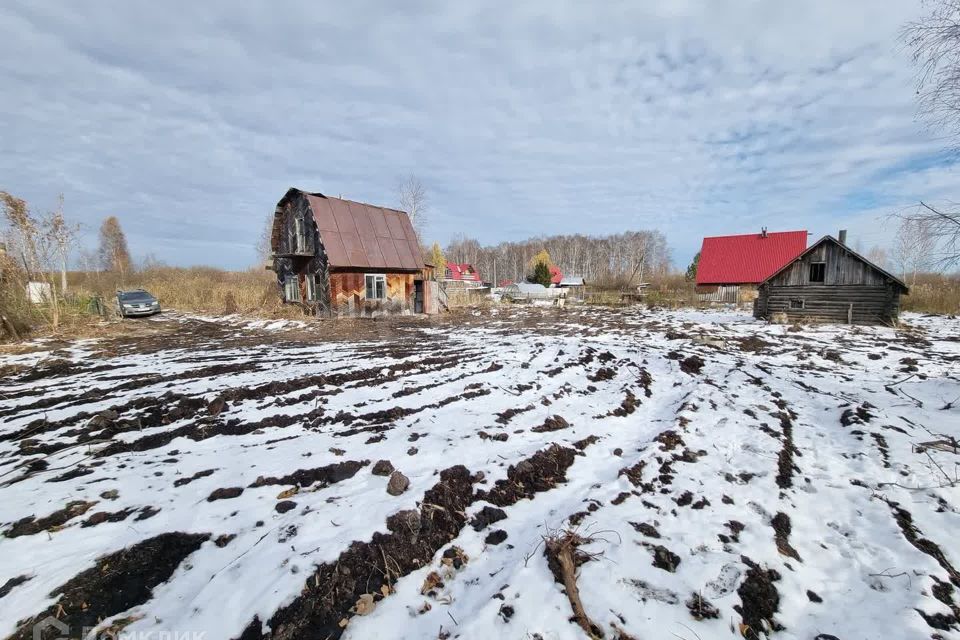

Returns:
838,229,847,245
761,227,767,238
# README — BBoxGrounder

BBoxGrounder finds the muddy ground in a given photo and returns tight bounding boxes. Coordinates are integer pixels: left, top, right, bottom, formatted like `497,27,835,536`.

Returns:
1,307,959,640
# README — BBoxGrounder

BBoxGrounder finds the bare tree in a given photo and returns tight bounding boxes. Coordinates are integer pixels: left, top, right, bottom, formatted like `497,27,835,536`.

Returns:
892,216,938,285
256,212,275,264
896,3,960,267
398,176,428,239
1,191,77,330
893,202,960,271
50,194,78,294
97,216,132,276
903,0,960,143
865,245,889,269
445,229,670,287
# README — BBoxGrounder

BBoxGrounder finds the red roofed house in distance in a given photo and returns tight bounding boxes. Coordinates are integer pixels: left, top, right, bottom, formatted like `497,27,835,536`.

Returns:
695,228,808,304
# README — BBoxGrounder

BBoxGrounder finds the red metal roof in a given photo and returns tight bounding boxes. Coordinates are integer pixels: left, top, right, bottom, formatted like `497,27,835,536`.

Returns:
549,265,562,285
445,263,482,282
696,230,808,285
298,191,423,271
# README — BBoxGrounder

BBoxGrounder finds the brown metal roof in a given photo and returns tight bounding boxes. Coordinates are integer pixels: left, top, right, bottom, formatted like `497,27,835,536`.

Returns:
292,191,423,271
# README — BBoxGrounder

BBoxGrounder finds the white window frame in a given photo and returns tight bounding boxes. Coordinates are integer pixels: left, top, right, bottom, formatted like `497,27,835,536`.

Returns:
365,274,386,300
283,275,300,302
305,273,317,301
293,218,306,253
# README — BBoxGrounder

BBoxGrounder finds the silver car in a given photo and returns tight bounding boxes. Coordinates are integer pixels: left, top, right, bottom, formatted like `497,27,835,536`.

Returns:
116,289,161,318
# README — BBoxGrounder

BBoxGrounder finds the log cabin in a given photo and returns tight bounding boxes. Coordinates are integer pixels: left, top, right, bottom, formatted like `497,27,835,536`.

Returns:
269,188,434,316
754,232,908,325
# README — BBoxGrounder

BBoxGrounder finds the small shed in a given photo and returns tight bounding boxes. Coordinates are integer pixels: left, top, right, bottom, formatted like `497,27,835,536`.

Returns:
754,235,908,325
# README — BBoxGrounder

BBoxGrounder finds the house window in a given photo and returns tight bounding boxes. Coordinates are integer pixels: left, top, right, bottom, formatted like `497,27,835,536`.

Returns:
305,274,317,301
809,262,826,283
293,218,307,253
789,298,804,309
283,276,300,302
365,274,386,300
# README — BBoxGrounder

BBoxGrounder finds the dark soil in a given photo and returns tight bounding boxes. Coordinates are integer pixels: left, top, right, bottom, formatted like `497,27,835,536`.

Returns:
485,529,508,545
82,508,137,528
9,532,209,640
496,405,534,424
275,501,298,514
618,460,647,488
207,487,244,501
249,460,367,488
807,590,822,603
471,506,507,531
4,500,97,538
649,545,681,572
735,556,783,636
654,430,684,451
238,465,475,640
629,522,660,538
173,468,216,487
531,415,570,433
0,575,31,599
476,445,577,506
371,460,394,476
686,592,720,620
775,411,798,490
772,512,802,561
680,355,705,375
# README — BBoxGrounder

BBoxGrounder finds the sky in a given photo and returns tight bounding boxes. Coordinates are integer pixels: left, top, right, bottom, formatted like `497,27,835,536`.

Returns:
1,1,956,270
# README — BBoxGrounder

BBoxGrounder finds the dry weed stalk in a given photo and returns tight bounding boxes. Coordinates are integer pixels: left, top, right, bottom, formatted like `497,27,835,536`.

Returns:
543,527,612,639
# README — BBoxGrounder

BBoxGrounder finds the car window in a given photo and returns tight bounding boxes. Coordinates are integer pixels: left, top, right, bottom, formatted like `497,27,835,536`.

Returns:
119,292,155,302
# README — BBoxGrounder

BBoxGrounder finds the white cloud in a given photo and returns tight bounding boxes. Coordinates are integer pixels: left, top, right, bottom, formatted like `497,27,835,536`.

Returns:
0,0,952,268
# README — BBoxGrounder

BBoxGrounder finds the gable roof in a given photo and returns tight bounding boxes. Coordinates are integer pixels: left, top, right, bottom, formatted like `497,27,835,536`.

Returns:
696,230,808,285
445,263,482,281
276,188,424,271
762,235,909,292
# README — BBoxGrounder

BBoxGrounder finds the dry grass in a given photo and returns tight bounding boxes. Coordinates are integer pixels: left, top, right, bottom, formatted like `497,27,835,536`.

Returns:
900,273,960,315
68,266,304,317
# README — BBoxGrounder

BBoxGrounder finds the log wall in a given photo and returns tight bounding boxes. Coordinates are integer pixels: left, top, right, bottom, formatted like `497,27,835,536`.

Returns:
756,283,901,325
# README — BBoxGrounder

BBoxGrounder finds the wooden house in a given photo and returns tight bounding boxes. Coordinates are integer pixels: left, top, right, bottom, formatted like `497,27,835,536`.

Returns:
696,229,808,303
754,233,908,325
269,188,434,316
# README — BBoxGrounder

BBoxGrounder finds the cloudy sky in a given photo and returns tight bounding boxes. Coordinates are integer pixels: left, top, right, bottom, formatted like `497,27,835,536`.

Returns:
1,1,955,269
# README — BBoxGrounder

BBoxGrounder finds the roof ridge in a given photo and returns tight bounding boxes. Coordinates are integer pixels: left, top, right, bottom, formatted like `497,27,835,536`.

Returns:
702,230,807,240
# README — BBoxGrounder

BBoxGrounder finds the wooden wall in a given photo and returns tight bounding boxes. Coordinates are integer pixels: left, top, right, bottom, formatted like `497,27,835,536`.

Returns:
756,283,900,325
768,241,887,287
328,272,416,317
755,239,905,325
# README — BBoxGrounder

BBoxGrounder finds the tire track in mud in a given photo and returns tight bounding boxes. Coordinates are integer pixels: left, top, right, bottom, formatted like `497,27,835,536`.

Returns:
236,444,583,640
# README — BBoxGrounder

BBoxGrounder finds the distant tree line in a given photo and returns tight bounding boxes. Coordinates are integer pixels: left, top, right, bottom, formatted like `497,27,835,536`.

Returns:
444,230,671,287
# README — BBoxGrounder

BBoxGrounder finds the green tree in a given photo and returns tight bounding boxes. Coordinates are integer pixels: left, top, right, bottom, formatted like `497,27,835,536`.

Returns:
685,251,700,281
531,260,552,287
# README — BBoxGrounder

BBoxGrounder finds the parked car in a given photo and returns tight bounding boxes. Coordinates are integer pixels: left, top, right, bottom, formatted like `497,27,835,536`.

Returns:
116,289,161,318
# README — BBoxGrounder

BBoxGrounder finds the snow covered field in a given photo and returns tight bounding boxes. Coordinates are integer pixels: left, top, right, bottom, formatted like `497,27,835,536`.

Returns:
1,307,959,640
